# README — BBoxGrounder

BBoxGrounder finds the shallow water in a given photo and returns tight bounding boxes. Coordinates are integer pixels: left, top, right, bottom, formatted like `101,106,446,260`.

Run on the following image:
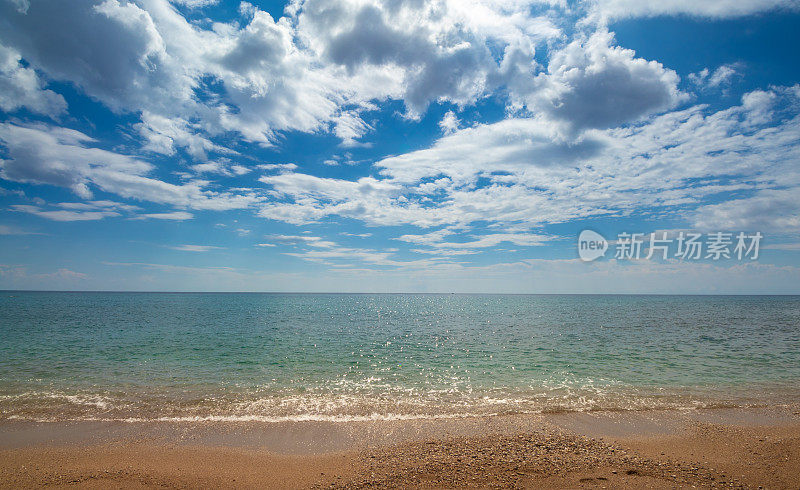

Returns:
1,292,798,421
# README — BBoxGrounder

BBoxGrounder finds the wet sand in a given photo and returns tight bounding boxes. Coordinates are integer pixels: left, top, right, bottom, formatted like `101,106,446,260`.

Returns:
1,407,799,488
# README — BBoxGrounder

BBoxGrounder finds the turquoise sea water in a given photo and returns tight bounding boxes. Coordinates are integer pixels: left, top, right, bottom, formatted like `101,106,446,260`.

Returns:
1,292,799,422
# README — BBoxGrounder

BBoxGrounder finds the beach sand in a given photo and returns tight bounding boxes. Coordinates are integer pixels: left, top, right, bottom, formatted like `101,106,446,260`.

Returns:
1,407,799,488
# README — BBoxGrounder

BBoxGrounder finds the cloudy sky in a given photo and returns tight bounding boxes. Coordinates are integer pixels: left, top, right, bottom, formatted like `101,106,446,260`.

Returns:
1,0,799,293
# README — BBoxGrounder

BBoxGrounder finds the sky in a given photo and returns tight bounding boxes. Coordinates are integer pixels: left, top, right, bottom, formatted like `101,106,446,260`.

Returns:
1,0,799,293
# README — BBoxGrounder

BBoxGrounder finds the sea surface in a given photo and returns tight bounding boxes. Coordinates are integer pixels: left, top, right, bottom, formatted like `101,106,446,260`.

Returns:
1,292,799,423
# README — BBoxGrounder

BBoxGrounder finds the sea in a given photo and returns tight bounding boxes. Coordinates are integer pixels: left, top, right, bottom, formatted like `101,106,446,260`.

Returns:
1,292,798,423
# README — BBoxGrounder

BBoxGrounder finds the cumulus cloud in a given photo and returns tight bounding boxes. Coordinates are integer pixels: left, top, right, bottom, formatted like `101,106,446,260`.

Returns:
689,64,742,90
311,2,493,116
258,172,405,224
0,0,798,258
0,122,264,210
438,110,460,135
136,112,237,160
522,30,686,131
0,0,776,160
0,0,342,147
0,43,66,116
692,189,800,231
0,0,566,148
397,228,457,246
190,160,251,177
0,0,188,114
0,122,151,198
252,86,800,234
0,0,686,152
332,110,373,147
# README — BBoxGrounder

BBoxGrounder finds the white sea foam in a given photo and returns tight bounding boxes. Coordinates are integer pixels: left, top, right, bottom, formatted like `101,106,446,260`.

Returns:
8,411,501,424
1,391,766,424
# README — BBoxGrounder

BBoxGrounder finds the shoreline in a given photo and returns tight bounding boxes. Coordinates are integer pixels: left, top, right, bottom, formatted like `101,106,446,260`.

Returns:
2,406,799,488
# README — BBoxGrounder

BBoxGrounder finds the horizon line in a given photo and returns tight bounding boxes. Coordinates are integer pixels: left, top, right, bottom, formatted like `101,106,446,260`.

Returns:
2,290,799,296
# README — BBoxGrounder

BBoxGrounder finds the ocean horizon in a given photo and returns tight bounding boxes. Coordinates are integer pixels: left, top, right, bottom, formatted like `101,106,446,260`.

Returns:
2,291,798,423
6,291,800,295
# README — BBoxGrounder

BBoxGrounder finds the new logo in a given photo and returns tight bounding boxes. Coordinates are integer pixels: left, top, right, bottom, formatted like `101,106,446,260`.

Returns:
577,230,608,262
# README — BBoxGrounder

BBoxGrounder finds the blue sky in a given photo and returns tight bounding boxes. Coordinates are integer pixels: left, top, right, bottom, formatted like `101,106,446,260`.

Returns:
1,0,799,293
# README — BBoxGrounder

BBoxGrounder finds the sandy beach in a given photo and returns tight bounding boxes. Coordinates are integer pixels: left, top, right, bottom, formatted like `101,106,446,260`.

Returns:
2,407,799,488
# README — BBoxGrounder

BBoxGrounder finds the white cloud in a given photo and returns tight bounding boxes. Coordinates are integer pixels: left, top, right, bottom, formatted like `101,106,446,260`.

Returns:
692,189,800,231
689,64,741,90
397,228,457,245
0,43,66,116
169,0,218,7
397,230,553,257
521,30,686,131
168,244,223,252
133,211,194,220
11,204,120,221
190,160,251,177
8,200,144,221
251,86,800,235
258,172,405,224
282,241,452,270
0,0,337,147
436,233,553,249
0,122,149,198
0,122,264,210
0,224,41,235
0,0,565,147
0,0,189,114
136,112,236,160
594,0,800,19
0,0,785,160
230,165,251,175
39,268,89,280
257,163,298,172
0,266,90,287
706,65,738,88
411,248,478,256
265,234,338,248
56,200,140,212
308,1,548,104
439,110,460,135
332,110,373,147
43,256,792,293
0,0,798,257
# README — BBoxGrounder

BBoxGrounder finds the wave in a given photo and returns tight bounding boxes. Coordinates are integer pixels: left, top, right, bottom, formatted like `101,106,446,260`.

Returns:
2,383,793,423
